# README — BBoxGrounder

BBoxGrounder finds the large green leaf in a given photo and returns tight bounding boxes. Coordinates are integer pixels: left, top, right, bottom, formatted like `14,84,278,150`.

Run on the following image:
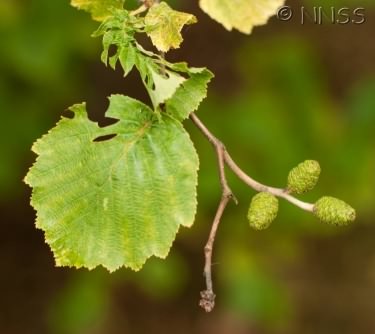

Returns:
71,0,125,21
145,2,197,52
25,95,199,271
199,0,285,34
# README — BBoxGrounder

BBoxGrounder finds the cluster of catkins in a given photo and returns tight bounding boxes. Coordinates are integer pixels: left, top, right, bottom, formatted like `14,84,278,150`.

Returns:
247,160,356,230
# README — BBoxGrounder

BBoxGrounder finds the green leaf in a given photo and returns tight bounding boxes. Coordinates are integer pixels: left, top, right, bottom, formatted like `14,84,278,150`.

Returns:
165,67,214,121
25,95,199,272
199,0,285,34
92,8,212,112
145,2,197,52
71,0,125,21
92,9,138,71
134,54,186,108
118,43,137,75
92,10,187,109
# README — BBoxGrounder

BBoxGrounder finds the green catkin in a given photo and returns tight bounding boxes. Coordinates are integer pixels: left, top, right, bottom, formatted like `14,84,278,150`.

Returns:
247,192,279,230
287,160,321,194
314,196,356,226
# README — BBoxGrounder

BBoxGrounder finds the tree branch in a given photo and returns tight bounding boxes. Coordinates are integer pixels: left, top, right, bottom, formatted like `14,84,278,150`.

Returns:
193,117,237,311
223,153,314,212
190,113,236,312
190,112,314,312
190,113,314,212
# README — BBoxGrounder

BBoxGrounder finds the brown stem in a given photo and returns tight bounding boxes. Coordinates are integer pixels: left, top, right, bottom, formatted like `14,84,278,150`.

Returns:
190,113,236,312
223,153,314,212
190,112,314,312
190,113,314,212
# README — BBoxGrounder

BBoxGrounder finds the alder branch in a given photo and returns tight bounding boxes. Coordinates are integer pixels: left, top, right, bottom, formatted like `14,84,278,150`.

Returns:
192,112,237,312
189,113,315,211
223,153,314,212
190,112,314,312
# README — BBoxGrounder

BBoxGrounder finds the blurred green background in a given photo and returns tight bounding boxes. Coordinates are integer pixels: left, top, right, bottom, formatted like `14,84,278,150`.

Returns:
1,0,374,333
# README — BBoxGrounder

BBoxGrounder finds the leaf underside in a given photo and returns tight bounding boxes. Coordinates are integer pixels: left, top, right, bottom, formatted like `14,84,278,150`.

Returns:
25,95,199,271
199,0,285,34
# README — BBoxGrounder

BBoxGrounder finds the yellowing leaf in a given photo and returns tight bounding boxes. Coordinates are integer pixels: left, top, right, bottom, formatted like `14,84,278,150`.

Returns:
145,2,197,52
71,0,124,21
199,0,285,34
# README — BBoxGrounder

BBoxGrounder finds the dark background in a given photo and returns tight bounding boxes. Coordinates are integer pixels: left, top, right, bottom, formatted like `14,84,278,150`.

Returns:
1,0,374,333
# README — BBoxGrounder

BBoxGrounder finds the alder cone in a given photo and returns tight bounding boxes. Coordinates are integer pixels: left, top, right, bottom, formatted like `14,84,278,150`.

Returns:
287,160,321,194
314,196,356,226
247,192,279,230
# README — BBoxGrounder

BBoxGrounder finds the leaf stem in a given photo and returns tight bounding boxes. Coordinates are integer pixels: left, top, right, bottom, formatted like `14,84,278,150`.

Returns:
130,4,148,16
140,0,159,9
131,0,160,16
189,112,314,312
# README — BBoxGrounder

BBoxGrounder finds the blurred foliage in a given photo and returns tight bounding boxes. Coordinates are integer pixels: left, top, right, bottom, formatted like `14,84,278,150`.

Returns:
0,0,97,196
219,246,292,328
135,252,189,300
49,271,110,334
0,0,374,333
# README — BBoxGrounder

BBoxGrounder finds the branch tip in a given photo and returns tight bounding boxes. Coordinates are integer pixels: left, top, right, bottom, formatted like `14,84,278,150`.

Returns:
199,290,216,313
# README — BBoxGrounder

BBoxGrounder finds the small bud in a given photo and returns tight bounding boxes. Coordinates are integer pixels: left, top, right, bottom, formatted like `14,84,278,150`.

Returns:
287,160,321,194
247,192,279,230
314,196,356,226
